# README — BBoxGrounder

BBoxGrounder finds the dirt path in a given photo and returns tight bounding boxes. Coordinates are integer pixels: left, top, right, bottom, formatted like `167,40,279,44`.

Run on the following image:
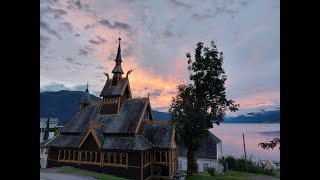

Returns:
247,175,279,180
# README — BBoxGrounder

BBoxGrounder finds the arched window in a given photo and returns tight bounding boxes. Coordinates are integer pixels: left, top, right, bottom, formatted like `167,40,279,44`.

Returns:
97,152,101,163
122,154,127,165
156,151,160,162
65,151,69,160
161,151,166,162
70,151,74,160
104,153,109,163
74,151,78,161
59,150,65,160
110,153,114,164
81,152,85,161
116,153,121,164
91,152,96,162
86,152,91,161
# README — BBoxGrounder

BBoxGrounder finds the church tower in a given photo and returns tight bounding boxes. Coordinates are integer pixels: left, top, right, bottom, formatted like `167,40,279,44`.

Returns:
79,83,91,111
99,38,132,115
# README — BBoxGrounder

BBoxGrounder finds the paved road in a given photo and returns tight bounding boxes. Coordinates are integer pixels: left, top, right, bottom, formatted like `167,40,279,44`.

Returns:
247,175,280,180
40,172,97,180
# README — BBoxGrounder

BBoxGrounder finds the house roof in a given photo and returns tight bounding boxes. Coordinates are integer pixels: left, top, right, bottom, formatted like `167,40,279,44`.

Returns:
99,78,127,97
178,132,221,159
143,123,173,148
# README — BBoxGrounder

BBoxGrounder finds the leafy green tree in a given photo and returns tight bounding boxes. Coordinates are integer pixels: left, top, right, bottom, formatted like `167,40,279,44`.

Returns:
170,41,239,177
43,118,50,141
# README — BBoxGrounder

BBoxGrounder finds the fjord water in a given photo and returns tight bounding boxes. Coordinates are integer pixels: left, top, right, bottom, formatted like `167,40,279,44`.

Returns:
209,123,280,162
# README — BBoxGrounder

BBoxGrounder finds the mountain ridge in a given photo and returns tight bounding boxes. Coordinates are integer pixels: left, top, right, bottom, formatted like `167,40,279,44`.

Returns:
40,90,279,124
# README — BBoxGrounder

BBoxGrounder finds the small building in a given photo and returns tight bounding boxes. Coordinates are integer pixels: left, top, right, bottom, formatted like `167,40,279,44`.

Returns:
178,132,224,173
40,118,59,143
40,136,57,168
45,38,178,180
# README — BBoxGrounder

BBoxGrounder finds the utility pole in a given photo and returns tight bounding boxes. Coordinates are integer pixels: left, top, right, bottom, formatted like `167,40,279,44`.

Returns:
243,133,248,172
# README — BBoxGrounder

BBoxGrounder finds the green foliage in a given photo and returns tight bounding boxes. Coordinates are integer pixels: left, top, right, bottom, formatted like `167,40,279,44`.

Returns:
153,166,162,175
170,41,239,177
224,155,277,176
43,118,50,141
207,167,216,176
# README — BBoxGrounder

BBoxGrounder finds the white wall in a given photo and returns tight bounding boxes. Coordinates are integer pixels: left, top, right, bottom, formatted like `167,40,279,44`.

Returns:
216,142,223,159
178,157,223,173
40,132,55,143
40,148,48,168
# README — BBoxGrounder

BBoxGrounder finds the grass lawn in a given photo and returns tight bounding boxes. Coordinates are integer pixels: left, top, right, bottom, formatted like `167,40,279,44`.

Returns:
50,166,129,180
186,170,259,180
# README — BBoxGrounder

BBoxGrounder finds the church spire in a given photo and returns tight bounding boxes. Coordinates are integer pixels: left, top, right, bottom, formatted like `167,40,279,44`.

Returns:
111,38,124,86
79,83,91,111
112,38,124,75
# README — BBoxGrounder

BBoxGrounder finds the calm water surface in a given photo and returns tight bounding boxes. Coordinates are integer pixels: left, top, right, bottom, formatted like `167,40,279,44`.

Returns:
209,123,280,162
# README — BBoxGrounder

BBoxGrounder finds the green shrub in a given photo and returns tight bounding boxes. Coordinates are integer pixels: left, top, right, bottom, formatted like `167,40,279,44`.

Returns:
207,167,216,176
223,155,277,176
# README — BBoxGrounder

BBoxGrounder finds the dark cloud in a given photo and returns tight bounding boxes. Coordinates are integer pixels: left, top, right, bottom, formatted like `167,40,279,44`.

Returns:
79,49,89,56
99,19,131,31
74,33,80,37
88,36,107,45
143,87,149,90
89,39,100,45
41,6,68,19
62,22,73,32
97,36,107,43
191,2,239,21
84,24,95,29
149,89,162,97
40,34,50,50
163,30,175,38
67,0,83,10
240,1,249,6
168,0,192,9
191,13,214,21
167,91,176,95
40,20,62,39
63,56,74,63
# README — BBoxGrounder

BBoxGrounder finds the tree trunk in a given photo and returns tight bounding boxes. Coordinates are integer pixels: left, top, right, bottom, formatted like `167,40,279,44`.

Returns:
186,148,197,177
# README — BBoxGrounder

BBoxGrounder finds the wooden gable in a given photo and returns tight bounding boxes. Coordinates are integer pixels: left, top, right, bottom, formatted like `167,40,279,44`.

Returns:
78,128,102,150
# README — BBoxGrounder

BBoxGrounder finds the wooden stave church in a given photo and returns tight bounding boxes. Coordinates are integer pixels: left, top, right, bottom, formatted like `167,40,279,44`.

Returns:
46,38,178,180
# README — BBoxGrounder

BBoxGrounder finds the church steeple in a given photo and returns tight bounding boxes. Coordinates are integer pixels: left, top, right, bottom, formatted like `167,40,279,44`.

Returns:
111,38,124,86
79,83,91,111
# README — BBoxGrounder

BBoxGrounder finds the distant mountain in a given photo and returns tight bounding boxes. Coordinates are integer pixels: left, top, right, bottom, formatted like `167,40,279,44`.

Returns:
40,90,171,125
223,110,280,123
40,90,279,124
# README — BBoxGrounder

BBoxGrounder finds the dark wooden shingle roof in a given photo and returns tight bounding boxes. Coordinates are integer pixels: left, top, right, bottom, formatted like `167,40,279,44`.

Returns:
60,105,100,133
178,132,221,159
46,134,80,148
94,98,148,134
143,123,173,148
100,79,127,96
102,136,153,150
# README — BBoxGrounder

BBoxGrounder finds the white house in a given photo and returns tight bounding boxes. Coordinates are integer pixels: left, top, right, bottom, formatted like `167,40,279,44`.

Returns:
40,136,57,168
178,132,224,173
40,118,59,143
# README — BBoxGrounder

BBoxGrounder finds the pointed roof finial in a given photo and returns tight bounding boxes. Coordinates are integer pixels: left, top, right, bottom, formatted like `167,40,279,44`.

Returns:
85,82,89,93
115,35,122,62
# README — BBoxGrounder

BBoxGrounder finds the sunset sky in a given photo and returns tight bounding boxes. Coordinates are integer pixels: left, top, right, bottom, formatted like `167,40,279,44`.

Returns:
40,0,279,115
